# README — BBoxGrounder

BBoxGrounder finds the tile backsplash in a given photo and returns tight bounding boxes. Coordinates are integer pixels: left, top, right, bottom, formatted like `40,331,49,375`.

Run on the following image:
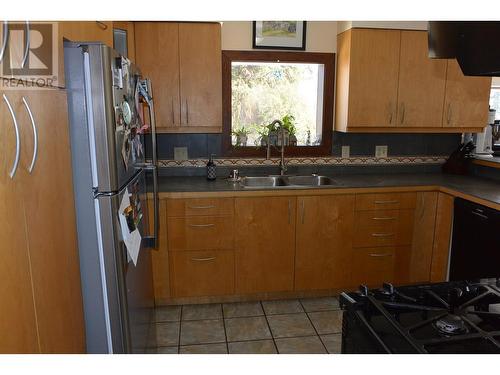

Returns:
145,131,461,160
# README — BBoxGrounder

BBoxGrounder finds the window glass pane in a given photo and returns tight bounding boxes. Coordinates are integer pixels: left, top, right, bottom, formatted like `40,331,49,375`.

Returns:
490,87,500,120
231,61,324,147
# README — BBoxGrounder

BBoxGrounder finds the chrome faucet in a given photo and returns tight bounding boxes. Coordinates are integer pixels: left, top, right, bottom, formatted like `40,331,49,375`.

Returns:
266,119,287,175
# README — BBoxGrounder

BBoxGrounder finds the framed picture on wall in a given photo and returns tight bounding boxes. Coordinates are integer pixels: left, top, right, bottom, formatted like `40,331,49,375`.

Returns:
253,21,307,50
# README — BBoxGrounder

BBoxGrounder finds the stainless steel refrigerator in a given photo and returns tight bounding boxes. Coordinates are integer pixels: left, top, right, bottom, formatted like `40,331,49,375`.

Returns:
64,42,159,353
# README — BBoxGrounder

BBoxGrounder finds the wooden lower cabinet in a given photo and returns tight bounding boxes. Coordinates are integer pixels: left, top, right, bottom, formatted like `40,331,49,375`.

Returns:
430,193,455,282
170,250,235,298
351,247,397,287
235,197,296,294
295,195,354,290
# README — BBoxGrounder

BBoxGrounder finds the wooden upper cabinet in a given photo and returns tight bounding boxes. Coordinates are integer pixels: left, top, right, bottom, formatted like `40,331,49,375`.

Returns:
337,28,400,130
443,59,492,128
397,31,447,128
295,195,354,291
235,197,296,294
134,22,222,133
135,22,181,129
178,23,222,130
336,28,491,133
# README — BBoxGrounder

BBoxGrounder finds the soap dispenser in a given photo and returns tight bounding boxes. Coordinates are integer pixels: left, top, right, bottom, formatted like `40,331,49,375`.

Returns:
206,154,217,181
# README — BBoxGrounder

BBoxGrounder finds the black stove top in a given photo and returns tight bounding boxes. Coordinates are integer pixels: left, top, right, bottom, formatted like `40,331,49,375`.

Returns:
339,279,500,354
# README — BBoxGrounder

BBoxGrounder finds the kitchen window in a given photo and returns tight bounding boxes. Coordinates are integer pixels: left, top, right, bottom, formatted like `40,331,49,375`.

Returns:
490,86,500,120
222,51,335,156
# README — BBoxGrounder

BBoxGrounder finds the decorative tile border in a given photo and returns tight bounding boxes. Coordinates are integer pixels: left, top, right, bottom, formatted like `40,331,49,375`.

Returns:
158,156,447,168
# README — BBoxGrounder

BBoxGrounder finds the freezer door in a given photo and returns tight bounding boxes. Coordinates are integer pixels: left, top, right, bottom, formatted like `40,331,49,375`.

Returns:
94,169,155,353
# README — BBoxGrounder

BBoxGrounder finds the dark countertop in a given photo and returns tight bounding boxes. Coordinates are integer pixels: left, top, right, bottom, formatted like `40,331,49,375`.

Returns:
157,173,500,208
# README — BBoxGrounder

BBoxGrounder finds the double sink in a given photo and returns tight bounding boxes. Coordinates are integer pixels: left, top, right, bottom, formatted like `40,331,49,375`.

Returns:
240,175,337,188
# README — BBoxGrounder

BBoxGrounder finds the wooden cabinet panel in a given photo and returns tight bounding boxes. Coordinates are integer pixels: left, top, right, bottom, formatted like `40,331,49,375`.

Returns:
135,22,181,130
397,31,447,127
235,197,296,294
443,59,492,128
150,199,171,304
295,195,354,291
166,198,234,217
167,216,234,251
16,90,85,353
355,192,417,211
430,193,454,282
178,23,222,130
343,29,401,128
170,250,235,297
353,209,414,248
0,91,39,353
351,247,396,287
409,192,438,283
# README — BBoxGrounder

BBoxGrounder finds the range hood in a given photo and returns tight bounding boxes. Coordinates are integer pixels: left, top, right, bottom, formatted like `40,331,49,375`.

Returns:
428,21,500,77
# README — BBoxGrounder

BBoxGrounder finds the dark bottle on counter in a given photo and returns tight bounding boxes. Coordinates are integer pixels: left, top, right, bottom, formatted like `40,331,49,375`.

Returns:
206,154,217,181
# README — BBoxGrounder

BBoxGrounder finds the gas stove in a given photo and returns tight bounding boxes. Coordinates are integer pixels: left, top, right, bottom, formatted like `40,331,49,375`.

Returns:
339,279,500,354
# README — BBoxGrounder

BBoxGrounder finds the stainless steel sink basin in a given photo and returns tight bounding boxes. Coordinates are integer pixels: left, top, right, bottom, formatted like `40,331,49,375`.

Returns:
239,176,288,188
239,175,336,188
287,175,337,186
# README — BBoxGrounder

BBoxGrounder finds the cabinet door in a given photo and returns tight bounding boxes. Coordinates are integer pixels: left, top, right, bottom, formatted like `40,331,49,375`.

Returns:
295,195,354,291
16,89,85,353
407,192,438,284
397,31,447,128
178,23,222,132
443,59,492,128
0,91,39,353
347,29,401,127
135,22,181,130
430,193,454,282
235,197,296,294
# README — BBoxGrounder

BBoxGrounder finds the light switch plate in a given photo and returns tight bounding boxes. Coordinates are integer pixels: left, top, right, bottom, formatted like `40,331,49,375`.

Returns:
174,147,188,160
341,145,350,158
375,145,388,158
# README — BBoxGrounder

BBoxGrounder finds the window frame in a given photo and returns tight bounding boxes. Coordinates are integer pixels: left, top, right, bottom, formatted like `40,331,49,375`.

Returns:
222,50,335,157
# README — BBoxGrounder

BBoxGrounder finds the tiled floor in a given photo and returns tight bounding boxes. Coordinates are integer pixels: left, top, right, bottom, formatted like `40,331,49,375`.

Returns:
147,296,343,354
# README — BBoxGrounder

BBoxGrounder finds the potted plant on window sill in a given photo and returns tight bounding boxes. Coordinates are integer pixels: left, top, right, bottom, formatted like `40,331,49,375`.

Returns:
232,127,250,147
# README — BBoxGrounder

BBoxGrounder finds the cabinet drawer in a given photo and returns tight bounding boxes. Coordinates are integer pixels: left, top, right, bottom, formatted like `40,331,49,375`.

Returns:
355,193,417,211
351,247,395,287
170,250,235,297
167,198,234,217
167,216,233,251
353,209,414,247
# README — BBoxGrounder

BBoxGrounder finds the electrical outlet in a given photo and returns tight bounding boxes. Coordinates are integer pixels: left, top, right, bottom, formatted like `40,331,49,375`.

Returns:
174,147,188,160
375,145,388,158
341,145,350,158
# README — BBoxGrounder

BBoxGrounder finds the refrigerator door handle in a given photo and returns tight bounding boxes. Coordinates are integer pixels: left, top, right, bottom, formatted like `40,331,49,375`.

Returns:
141,78,159,249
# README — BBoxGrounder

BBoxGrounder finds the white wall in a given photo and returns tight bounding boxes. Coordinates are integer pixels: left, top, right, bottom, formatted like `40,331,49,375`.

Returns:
337,21,428,33
221,21,337,52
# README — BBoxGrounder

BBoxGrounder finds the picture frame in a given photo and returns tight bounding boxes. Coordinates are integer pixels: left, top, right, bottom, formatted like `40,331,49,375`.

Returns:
252,21,307,51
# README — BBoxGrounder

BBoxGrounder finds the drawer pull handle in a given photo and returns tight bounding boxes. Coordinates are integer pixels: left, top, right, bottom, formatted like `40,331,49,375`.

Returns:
188,205,216,210
191,257,216,262
188,223,215,228
369,253,393,258
374,200,399,204
371,233,395,237
372,217,396,221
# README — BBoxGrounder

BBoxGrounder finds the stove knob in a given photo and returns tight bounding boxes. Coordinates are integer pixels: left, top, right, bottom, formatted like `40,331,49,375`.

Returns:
359,284,369,297
382,283,395,295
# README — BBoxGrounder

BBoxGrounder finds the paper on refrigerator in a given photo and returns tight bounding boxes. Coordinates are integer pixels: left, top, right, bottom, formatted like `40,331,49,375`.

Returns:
118,188,141,266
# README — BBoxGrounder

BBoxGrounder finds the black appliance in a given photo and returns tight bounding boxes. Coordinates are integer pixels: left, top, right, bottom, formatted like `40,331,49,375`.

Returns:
340,280,500,353
450,198,500,281
428,21,500,76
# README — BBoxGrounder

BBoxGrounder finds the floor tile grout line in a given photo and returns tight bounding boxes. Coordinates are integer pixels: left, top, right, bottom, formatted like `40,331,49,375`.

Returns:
177,305,183,353
260,301,279,354
299,299,328,354
221,304,230,354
